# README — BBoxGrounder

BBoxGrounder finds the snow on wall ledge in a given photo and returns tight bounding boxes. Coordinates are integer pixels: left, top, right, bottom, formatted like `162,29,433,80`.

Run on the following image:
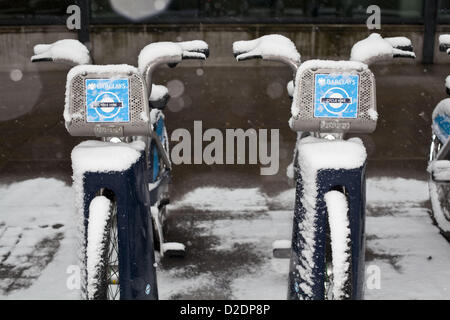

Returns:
294,137,367,298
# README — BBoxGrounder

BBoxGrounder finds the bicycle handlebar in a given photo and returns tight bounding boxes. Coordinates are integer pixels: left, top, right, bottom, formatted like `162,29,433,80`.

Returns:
31,39,91,65
179,40,210,59
138,40,209,95
384,37,414,52
350,33,415,65
232,35,301,74
439,35,450,55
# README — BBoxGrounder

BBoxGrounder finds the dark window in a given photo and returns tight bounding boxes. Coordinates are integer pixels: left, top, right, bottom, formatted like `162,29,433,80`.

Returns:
0,0,72,24
90,0,424,24
91,0,200,23
0,0,425,25
439,0,450,23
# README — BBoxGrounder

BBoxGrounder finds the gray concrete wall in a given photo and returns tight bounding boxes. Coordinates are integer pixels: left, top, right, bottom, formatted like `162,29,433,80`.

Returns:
89,24,424,67
0,26,77,72
2,23,450,72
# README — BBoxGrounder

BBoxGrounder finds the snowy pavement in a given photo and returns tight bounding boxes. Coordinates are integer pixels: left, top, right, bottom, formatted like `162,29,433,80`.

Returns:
0,179,79,299
1,177,450,299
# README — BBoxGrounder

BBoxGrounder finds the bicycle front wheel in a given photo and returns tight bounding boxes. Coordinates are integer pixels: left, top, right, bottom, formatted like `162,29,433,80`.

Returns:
324,190,353,300
85,195,120,300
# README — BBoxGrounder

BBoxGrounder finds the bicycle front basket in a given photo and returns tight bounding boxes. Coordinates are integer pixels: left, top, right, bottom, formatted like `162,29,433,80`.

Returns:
65,64,151,137
290,60,377,134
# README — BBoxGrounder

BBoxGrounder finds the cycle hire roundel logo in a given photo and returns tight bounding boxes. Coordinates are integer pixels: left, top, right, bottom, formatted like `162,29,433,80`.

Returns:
314,73,359,119
85,78,130,123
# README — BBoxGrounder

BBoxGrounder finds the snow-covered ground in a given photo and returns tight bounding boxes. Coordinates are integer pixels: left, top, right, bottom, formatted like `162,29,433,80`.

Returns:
0,179,79,299
0,177,449,299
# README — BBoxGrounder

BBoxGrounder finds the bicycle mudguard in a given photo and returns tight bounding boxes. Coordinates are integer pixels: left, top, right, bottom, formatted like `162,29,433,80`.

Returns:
72,140,158,300
290,60,377,134
288,137,367,300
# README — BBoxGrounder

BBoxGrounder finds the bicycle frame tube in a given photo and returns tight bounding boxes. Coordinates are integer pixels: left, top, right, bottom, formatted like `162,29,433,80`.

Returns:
437,138,450,161
150,130,171,171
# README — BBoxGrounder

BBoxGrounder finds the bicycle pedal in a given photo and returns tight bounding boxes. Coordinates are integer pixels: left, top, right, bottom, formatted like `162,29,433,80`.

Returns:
272,240,291,259
162,242,185,258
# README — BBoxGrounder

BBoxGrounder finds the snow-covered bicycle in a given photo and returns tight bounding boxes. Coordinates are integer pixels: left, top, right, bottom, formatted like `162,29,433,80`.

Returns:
31,39,209,300
233,33,414,300
428,35,450,239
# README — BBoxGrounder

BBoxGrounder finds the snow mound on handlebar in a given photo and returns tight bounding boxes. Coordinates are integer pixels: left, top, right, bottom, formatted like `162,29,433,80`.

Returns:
178,40,209,52
351,33,391,63
138,42,182,73
233,34,301,63
384,37,412,48
350,33,415,65
293,137,366,297
65,64,139,122
33,39,90,65
138,40,208,73
440,34,450,46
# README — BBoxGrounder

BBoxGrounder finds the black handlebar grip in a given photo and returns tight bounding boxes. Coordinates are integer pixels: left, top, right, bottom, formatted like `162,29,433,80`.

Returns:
439,43,450,53
237,54,263,61
395,45,414,52
31,57,53,63
393,53,415,59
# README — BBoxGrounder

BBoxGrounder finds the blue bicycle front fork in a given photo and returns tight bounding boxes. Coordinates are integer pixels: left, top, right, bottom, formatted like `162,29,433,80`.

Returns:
288,163,367,300
82,154,158,300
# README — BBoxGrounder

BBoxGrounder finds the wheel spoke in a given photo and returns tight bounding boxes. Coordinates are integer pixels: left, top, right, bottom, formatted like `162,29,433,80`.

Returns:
106,204,120,300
